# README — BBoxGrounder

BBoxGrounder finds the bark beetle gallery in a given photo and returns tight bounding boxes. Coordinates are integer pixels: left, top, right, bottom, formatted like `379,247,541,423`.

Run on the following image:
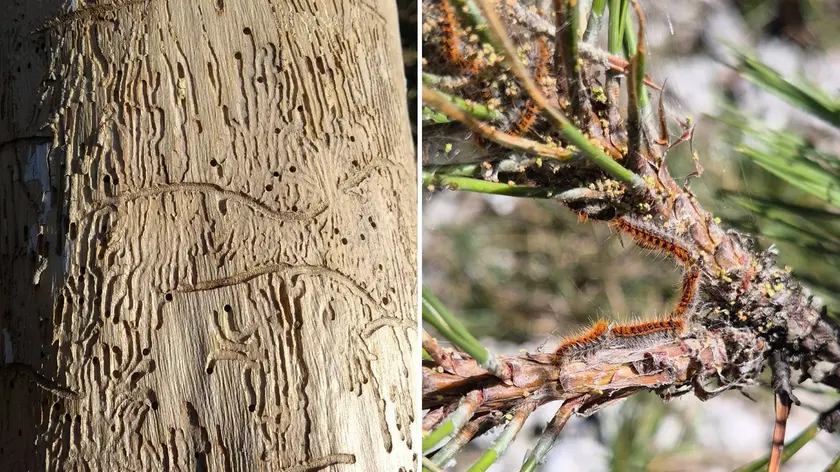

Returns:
1,1,416,470
421,0,840,470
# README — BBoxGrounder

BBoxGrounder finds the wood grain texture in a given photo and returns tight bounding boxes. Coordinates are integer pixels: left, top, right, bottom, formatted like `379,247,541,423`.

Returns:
0,0,417,470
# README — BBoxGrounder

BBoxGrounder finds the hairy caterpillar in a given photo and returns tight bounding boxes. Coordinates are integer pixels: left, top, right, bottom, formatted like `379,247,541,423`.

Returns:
610,216,695,266
555,320,611,357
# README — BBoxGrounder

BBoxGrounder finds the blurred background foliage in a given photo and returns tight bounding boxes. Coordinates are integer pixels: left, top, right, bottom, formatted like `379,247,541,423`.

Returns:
422,0,840,469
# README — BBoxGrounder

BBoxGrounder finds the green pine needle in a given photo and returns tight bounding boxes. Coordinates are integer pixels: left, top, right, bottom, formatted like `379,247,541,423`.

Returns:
732,48,840,128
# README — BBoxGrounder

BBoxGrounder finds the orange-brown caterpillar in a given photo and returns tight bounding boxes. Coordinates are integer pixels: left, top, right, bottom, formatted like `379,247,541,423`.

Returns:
574,211,590,223
611,318,685,338
509,38,550,137
438,0,479,74
609,317,685,349
555,219,700,361
555,320,610,357
509,101,540,137
672,266,701,318
611,216,694,266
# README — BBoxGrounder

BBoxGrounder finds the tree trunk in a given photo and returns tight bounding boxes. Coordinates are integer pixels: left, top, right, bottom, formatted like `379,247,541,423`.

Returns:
0,1,417,470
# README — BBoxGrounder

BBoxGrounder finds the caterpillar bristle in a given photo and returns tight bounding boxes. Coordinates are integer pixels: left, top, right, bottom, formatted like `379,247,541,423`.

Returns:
555,320,611,358
611,318,684,338
438,0,480,74
611,216,695,266
672,266,701,318
608,317,685,350
509,38,550,137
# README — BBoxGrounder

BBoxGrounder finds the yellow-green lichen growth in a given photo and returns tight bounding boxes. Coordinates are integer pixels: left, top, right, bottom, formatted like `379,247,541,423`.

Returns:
591,86,607,103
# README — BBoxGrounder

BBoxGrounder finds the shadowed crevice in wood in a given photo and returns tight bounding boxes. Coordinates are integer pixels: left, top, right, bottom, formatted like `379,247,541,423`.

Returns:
0,363,78,399
33,0,149,33
0,135,53,151
362,316,415,339
86,182,328,221
340,158,391,193
175,263,383,312
280,453,356,472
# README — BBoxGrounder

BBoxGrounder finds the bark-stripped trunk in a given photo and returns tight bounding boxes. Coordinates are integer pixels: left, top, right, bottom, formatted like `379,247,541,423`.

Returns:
0,1,417,470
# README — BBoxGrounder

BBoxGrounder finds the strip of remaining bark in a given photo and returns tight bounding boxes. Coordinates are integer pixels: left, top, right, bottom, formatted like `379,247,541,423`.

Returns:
424,326,767,412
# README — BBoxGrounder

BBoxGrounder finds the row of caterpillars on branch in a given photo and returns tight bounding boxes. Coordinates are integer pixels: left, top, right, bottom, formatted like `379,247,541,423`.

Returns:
555,215,704,360
424,0,647,157
425,0,566,133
